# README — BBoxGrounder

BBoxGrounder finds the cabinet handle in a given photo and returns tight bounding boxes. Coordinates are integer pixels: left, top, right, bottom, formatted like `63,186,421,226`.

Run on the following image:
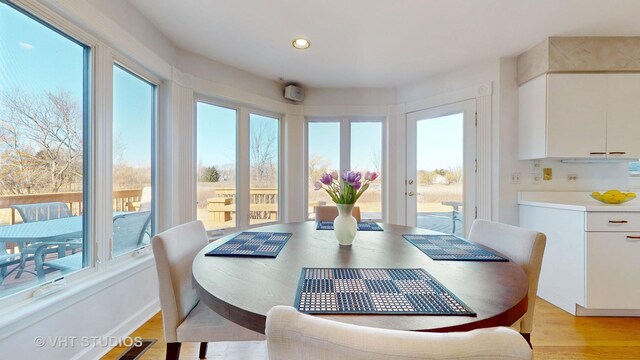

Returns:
609,151,626,155
626,236,640,240
589,152,606,155
609,220,629,224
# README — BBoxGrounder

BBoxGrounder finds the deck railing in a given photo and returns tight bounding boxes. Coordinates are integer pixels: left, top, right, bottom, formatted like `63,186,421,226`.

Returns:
0,189,143,225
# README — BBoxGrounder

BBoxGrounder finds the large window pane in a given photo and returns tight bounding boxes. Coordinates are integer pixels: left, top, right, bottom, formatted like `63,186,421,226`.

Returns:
112,65,155,257
0,2,89,296
249,114,279,225
351,122,382,219
307,122,340,218
196,102,237,229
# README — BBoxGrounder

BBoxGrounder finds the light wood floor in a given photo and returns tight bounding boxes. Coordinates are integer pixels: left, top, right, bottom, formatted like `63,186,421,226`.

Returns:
102,298,640,359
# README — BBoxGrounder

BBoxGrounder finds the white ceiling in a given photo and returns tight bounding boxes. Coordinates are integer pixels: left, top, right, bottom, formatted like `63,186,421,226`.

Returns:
128,0,640,88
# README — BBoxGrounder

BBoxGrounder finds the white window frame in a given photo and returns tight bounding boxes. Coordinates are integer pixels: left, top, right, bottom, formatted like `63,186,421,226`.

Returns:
305,116,385,221
0,0,164,306
108,58,159,264
194,97,283,232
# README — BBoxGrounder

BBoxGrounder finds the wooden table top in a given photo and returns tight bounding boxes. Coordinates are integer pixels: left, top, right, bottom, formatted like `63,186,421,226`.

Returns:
193,221,528,334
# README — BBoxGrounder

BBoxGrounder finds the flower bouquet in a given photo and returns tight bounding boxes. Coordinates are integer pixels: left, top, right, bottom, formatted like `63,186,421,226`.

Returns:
314,170,379,245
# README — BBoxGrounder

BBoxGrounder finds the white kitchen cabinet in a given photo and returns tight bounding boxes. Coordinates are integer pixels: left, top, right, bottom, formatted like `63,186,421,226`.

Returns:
519,193,640,315
518,73,640,160
586,231,640,309
606,74,640,158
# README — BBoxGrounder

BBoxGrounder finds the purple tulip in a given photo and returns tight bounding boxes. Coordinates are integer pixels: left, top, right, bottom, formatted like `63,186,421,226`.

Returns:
366,172,378,181
313,181,322,190
353,181,362,190
320,173,332,185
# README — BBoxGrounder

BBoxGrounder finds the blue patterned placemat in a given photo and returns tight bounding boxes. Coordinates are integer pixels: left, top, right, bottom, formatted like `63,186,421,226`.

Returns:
403,234,508,261
205,232,292,258
294,268,475,315
316,221,384,231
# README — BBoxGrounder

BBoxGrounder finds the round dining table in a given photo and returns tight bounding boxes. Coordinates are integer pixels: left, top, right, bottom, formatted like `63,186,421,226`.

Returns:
193,221,528,334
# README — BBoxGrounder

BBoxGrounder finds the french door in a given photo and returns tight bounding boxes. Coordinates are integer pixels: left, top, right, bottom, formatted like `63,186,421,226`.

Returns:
406,100,476,236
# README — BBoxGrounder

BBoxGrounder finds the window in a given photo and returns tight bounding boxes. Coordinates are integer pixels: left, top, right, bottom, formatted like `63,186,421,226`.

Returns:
350,122,382,219
249,113,280,225
307,118,383,220
196,102,237,229
307,122,340,218
112,64,155,257
0,2,90,297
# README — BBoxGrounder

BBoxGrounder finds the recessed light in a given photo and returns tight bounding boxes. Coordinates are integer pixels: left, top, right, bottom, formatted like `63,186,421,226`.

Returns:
292,38,310,50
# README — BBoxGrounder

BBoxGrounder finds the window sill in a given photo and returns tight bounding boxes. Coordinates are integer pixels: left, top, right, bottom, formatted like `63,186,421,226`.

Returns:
0,254,155,340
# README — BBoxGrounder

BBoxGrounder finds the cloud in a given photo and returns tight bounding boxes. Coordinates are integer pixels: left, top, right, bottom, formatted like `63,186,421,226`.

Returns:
19,42,34,50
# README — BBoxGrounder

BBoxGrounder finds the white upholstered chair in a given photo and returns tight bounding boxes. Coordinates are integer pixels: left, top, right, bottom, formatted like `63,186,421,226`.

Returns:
314,205,362,222
151,221,264,360
266,305,533,360
467,219,547,347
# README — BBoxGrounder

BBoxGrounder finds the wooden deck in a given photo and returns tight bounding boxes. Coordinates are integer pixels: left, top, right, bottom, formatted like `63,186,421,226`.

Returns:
417,211,463,236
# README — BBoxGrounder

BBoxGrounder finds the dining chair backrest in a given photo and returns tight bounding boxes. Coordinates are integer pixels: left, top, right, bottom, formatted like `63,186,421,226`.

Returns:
314,205,362,222
266,305,533,360
112,211,151,257
151,220,208,343
467,219,546,336
11,202,72,223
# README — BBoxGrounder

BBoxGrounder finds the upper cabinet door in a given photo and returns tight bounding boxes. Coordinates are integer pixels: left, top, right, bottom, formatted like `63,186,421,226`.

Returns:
607,74,640,158
547,74,608,158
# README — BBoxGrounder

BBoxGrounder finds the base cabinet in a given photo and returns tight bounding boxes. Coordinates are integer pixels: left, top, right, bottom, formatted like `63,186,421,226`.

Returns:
520,205,640,315
586,232,640,309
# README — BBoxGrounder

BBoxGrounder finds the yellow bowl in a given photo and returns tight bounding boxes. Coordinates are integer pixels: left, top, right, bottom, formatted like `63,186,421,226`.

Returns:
590,194,635,204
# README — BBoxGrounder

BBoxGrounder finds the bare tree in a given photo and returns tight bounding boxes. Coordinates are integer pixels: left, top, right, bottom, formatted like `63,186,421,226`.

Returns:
308,154,331,183
250,122,277,186
0,89,83,195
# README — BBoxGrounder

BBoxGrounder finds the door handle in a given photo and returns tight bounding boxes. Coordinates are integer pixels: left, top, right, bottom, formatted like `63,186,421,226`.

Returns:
626,235,640,240
609,220,628,224
609,151,626,156
408,179,414,184
589,152,606,155
408,191,415,196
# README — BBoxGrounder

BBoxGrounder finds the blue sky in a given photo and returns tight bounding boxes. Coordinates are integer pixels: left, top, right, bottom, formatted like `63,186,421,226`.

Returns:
416,113,463,171
0,3,83,100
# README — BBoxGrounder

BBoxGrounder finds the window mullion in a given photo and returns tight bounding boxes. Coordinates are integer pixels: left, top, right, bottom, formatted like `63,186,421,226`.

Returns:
237,107,251,229
340,118,351,173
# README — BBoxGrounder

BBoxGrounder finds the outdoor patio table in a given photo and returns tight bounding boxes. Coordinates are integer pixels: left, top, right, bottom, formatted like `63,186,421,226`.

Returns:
193,221,528,334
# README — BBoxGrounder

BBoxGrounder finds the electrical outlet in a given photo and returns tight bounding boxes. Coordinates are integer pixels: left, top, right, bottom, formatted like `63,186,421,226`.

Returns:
568,174,578,182
531,173,542,184
511,173,521,184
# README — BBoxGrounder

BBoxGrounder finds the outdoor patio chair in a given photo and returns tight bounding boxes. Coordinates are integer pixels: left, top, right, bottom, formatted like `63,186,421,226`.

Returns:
468,219,546,347
32,211,152,278
10,202,81,278
0,243,21,285
314,205,362,222
266,305,532,360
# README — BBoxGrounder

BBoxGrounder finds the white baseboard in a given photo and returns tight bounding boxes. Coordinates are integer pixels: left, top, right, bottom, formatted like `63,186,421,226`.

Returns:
74,298,160,360
576,306,640,317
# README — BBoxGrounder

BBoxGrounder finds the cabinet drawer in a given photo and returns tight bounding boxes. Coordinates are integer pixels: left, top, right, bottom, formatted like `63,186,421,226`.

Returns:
586,212,640,231
586,232,640,309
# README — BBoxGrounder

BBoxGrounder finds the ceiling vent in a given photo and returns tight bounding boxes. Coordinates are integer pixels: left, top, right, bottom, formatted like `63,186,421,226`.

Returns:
284,84,305,102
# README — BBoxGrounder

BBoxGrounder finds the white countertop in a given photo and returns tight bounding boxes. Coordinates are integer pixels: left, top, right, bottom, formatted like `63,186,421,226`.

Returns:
518,192,640,211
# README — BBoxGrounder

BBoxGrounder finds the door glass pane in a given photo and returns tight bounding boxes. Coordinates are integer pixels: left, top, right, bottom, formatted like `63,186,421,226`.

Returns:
0,2,89,295
416,113,463,236
196,102,237,229
350,122,382,219
112,65,154,257
307,122,340,219
249,114,279,225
